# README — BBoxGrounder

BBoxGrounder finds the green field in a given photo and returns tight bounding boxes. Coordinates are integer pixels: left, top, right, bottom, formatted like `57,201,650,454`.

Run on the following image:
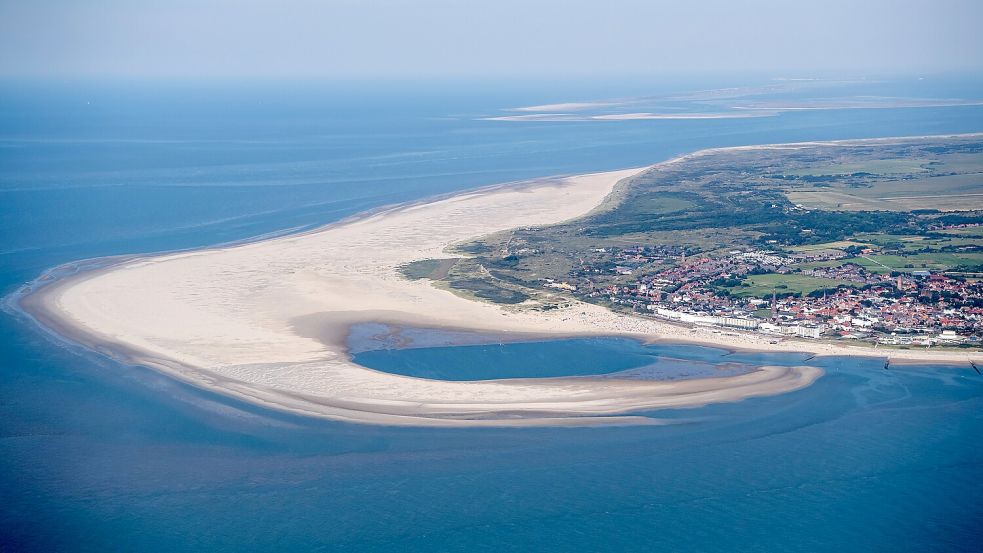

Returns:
940,226,983,238
628,193,697,215
854,232,981,252
447,278,529,304
787,173,983,212
784,150,983,212
790,240,873,253
854,252,983,273
729,273,854,298
789,232,982,258
799,252,983,273
785,158,930,176
399,258,460,280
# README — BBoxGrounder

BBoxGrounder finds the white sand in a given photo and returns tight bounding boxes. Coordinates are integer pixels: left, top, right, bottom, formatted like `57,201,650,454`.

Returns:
484,112,773,122
25,142,978,426
511,101,621,112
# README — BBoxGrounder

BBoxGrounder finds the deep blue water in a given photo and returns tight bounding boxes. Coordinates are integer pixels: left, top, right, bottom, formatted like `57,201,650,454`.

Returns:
2,76,983,552
352,336,790,381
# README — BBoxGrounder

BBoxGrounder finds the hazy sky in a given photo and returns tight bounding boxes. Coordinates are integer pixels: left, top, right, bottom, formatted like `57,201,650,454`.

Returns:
2,0,982,78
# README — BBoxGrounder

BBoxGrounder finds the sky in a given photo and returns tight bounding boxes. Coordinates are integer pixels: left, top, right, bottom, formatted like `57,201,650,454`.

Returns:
1,0,982,79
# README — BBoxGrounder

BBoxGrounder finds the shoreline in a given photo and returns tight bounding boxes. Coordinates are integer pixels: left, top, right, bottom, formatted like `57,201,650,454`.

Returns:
13,134,982,426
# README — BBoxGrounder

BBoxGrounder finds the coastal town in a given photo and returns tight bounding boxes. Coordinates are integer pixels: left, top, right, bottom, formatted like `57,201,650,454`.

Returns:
539,231,983,348
440,136,983,352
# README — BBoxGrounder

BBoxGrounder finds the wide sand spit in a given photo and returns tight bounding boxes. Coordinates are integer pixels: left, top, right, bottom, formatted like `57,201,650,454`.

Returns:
20,138,980,426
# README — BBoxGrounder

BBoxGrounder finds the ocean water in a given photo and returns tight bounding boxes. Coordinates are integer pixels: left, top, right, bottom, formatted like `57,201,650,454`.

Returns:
2,76,983,551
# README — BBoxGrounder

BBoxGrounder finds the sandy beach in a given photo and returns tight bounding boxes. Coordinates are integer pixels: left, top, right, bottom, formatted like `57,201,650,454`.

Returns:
17,142,979,426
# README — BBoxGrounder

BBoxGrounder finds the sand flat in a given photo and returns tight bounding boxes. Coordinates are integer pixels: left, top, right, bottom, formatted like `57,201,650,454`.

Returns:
23,146,976,426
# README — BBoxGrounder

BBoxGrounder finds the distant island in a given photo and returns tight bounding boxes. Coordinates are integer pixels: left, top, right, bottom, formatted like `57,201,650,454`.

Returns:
17,134,982,426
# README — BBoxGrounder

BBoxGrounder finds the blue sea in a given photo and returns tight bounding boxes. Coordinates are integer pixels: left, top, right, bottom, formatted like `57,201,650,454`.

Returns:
2,76,983,552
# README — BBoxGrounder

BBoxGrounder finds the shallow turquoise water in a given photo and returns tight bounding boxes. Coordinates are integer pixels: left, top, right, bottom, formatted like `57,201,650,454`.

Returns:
2,76,982,551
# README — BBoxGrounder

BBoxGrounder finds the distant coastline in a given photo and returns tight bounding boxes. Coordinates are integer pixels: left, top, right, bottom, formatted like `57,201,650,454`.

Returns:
14,135,982,426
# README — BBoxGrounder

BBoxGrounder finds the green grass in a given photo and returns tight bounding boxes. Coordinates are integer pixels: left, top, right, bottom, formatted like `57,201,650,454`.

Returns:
790,240,872,253
796,254,979,274
447,278,529,304
786,229,982,265
853,233,920,244
940,226,983,238
844,232,982,253
784,157,983,212
628,194,697,215
437,258,533,305
785,159,930,176
399,258,460,280
730,273,854,298
847,252,983,273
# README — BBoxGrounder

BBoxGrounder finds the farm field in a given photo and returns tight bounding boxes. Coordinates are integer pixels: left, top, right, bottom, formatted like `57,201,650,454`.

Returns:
787,173,983,211
783,151,983,212
728,273,853,297
800,252,983,273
